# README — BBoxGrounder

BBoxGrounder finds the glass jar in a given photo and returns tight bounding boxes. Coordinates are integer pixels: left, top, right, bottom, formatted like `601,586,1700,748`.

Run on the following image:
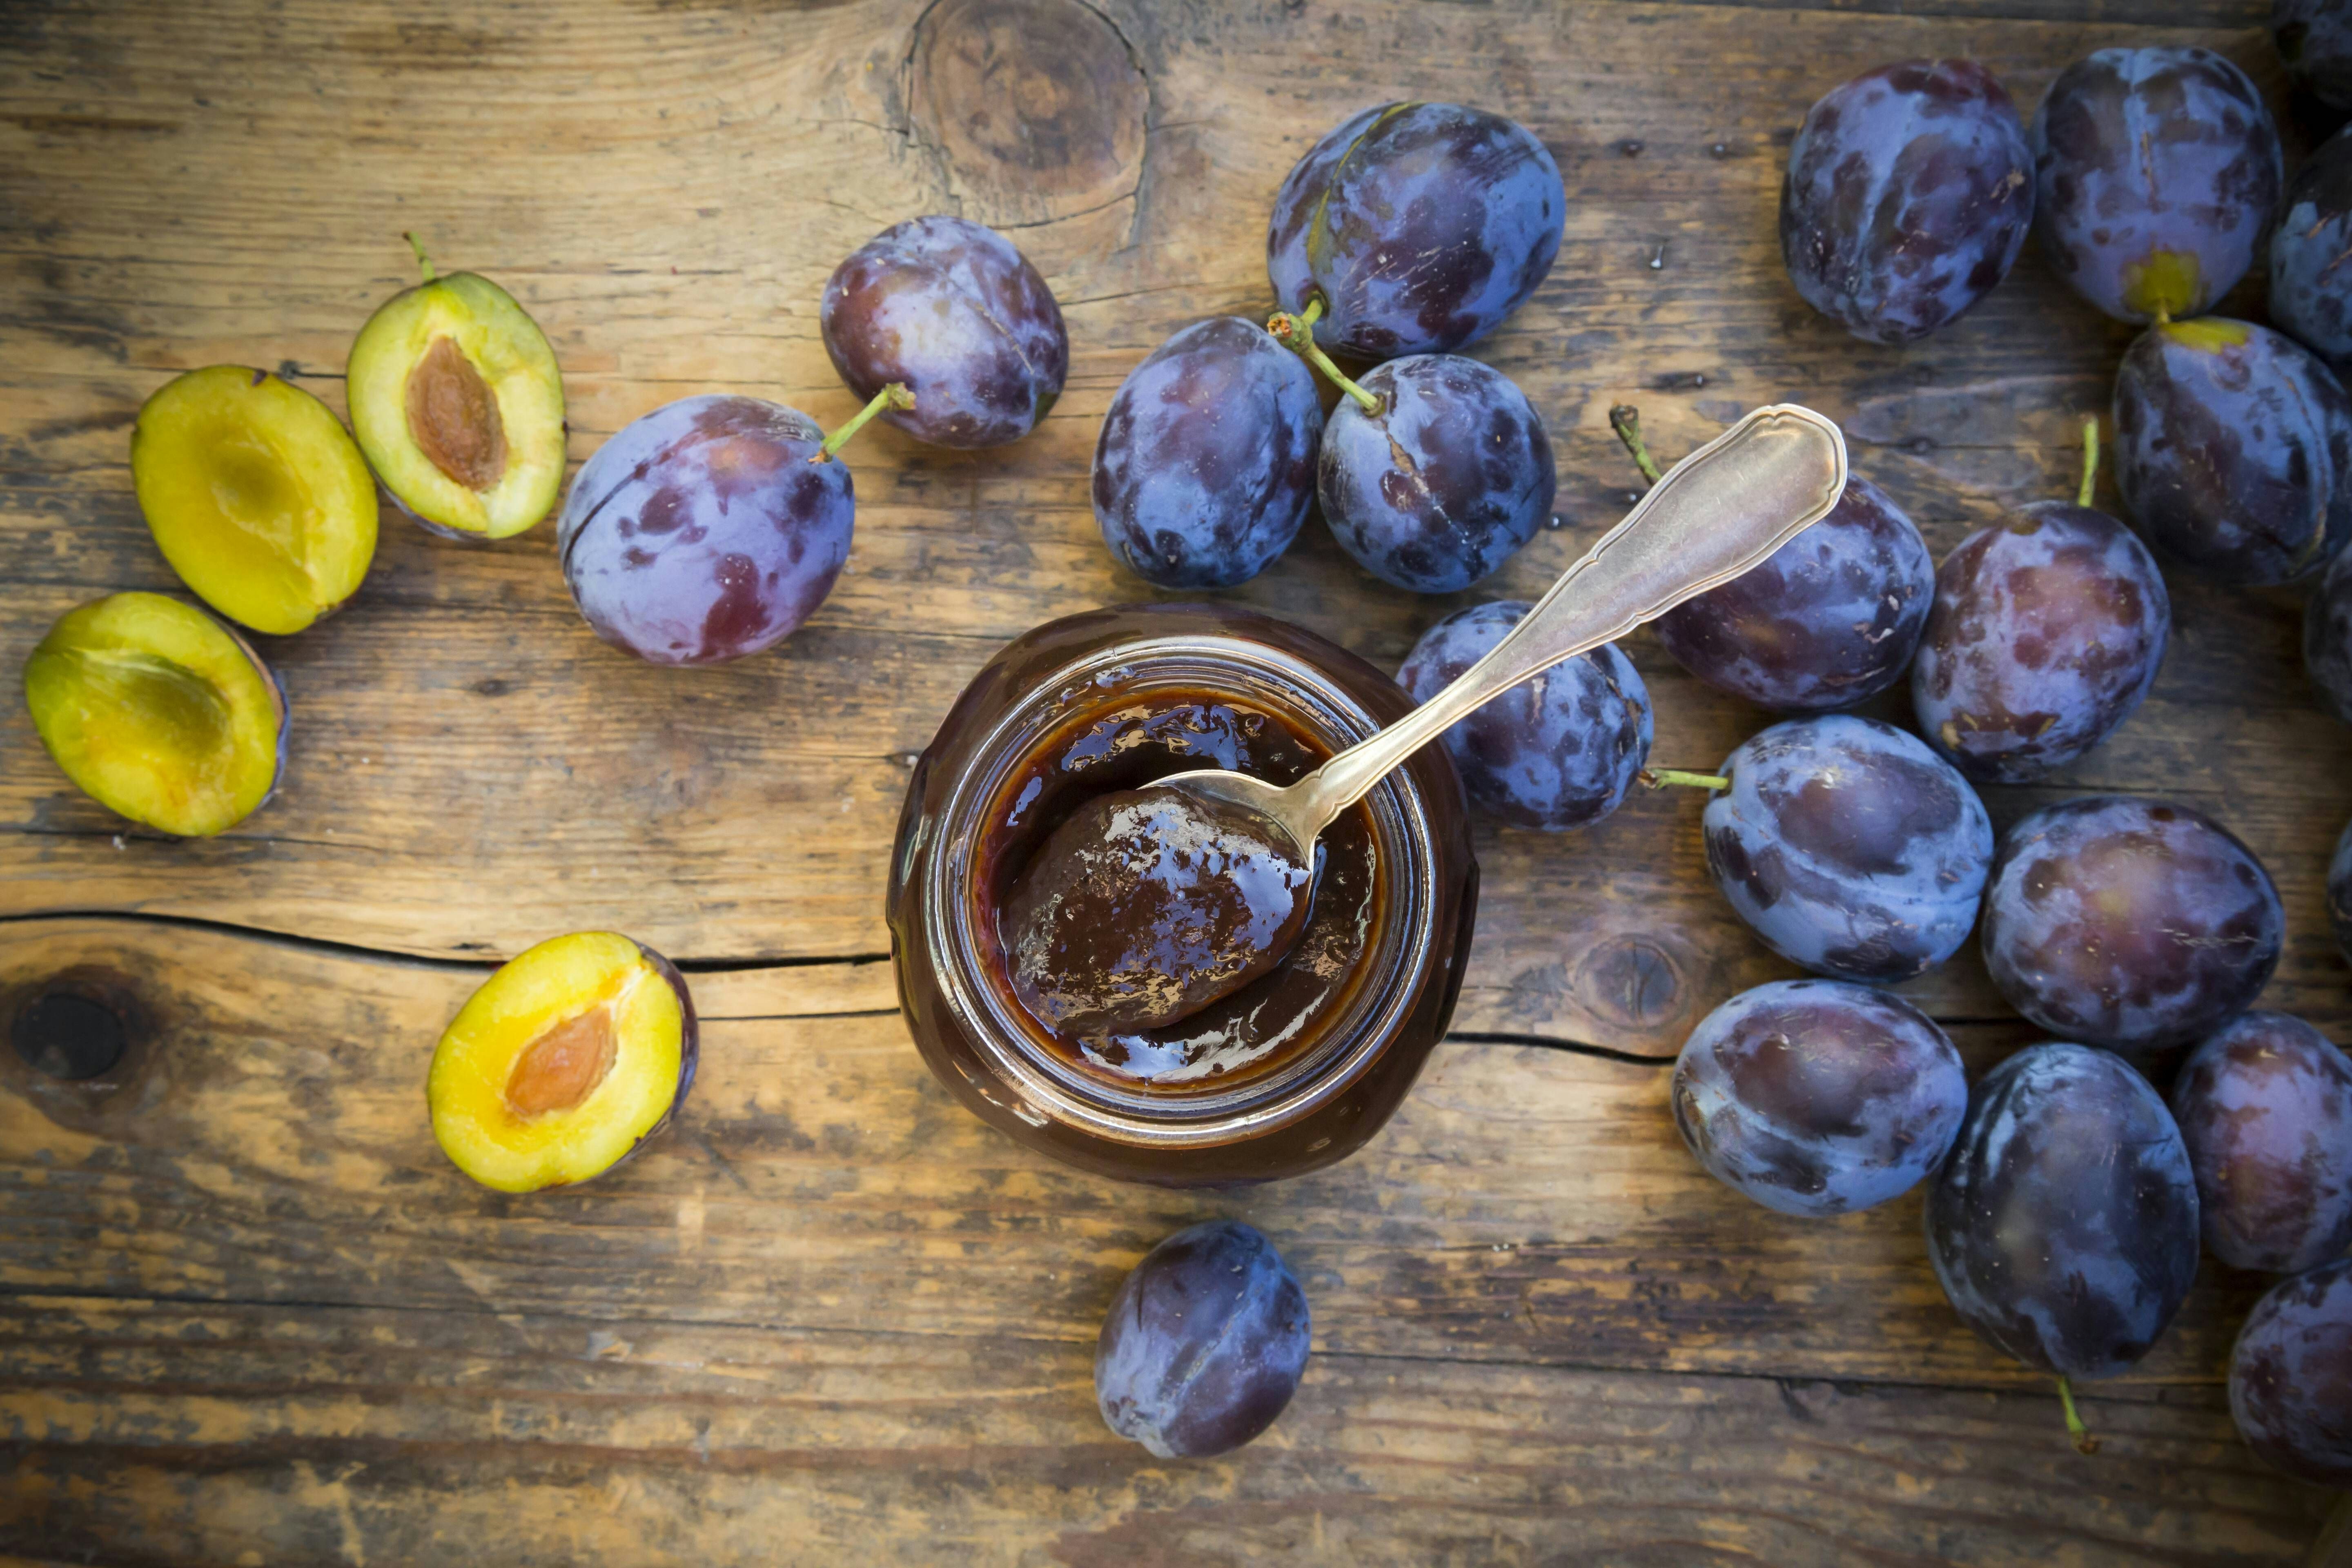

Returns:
887,603,1479,1186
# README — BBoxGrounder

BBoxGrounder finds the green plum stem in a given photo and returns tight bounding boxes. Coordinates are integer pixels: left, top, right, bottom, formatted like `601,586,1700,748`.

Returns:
814,383,914,463
1639,767,1730,793
2078,415,2100,509
404,232,437,284
1609,404,1666,486
2057,1376,2100,1456
1267,296,1380,414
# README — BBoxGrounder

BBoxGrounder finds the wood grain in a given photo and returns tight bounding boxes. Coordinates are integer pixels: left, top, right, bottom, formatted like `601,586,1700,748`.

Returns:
2,0,2346,1559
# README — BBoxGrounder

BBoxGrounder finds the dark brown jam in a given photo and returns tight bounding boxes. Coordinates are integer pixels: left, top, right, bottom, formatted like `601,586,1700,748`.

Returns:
980,698,1379,1090
888,603,1478,1187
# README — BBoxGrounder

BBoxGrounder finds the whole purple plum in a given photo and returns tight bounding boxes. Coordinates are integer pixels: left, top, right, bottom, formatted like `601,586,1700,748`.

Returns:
1655,472,1933,712
557,395,851,666
1780,59,2034,344
1095,1220,1310,1459
1091,317,1321,588
1910,499,2169,782
2274,0,2352,108
1398,601,1650,831
1703,715,1993,984
1268,102,1564,359
1927,1042,2201,1381
1671,979,1967,1217
2230,1258,2352,1485
1981,796,2283,1062
2270,127,2352,368
2030,47,2283,323
2306,541,2352,722
1319,355,1553,593
2171,1012,2352,1273
2331,816,2352,959
2113,318,2352,585
820,215,1067,449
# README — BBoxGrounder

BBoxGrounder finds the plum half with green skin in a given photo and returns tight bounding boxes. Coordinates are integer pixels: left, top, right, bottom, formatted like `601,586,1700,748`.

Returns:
1911,441,2170,783
2170,1012,2352,1274
1091,317,1321,588
1927,1042,2200,1450
820,216,1066,450
1397,601,1651,831
1268,102,1564,360
1702,715,1993,985
2112,317,2352,585
2029,47,2282,323
1981,796,2283,1065
2230,1258,2352,1486
1672,979,1967,1217
558,394,891,666
1780,58,2035,344
1095,1221,1310,1459
2269,126,2352,368
1316,355,1555,594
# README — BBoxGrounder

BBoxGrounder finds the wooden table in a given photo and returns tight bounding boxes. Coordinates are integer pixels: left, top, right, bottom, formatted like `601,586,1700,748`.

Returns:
4,0,2350,1561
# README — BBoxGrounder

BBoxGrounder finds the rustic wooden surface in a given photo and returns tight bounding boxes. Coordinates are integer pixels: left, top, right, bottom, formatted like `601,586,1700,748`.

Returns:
2,0,2348,1561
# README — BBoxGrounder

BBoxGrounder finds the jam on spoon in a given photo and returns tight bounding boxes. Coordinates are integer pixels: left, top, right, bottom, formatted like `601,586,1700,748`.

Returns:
1003,785,1314,1038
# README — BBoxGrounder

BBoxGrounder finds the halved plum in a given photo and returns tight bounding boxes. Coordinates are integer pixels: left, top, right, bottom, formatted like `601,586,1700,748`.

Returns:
347,237,566,541
428,932,696,1193
131,366,378,635
22,591,285,837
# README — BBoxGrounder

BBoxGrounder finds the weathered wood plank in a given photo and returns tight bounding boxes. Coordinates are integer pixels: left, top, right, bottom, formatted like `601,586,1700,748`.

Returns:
0,918,2296,1393
0,1295,2330,1567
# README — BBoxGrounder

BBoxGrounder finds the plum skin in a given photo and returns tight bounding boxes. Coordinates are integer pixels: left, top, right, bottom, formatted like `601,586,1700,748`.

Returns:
2029,47,2282,323
1095,1221,1311,1459
557,395,852,667
1655,473,1933,713
2230,1258,2352,1486
1091,317,1322,588
1926,1042,2200,1380
2112,318,2352,586
1703,715,1993,985
2308,543,2352,724
820,215,1067,450
2270,127,2352,368
1672,980,1967,1217
1780,59,2034,344
2169,1012,2352,1274
1268,101,1564,360
1398,601,1650,831
2274,0,2352,109
1319,356,1554,594
1980,796,2283,1063
2331,817,2352,961
1910,501,2169,783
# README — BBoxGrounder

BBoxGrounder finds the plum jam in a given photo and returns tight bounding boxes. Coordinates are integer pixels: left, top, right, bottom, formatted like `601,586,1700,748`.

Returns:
889,604,1478,1186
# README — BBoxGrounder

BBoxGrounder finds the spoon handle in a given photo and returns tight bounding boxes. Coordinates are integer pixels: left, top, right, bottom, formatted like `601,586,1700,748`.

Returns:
1303,403,1849,826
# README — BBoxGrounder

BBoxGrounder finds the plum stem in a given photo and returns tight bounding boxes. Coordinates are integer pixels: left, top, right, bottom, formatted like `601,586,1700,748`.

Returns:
2057,1376,2101,1455
1267,296,1380,413
1610,404,1666,486
814,383,915,463
1639,767,1729,792
404,232,437,284
2077,415,2100,508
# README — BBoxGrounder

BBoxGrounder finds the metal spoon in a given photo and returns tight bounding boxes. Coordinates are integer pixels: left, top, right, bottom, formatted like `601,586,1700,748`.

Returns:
1159,403,1850,861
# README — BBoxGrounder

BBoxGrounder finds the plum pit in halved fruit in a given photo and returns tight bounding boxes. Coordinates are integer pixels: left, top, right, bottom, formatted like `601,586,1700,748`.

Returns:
132,366,377,635
347,235,567,540
428,932,697,1193
23,591,285,838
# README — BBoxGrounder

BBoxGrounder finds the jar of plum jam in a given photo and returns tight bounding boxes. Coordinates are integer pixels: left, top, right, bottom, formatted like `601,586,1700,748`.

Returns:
887,603,1478,1186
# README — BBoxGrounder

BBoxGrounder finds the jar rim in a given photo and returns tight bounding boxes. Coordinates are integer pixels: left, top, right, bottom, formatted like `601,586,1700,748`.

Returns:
921,631,1444,1149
